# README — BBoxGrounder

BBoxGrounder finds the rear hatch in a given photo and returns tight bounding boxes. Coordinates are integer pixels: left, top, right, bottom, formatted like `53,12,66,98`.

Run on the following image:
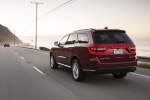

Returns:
89,30,136,63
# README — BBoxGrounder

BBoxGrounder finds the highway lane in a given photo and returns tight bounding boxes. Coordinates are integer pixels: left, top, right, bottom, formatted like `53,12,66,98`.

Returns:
0,47,82,100
0,47,150,100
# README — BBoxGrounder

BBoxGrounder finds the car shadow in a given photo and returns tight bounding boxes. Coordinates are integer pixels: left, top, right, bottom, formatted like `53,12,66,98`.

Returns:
53,66,134,86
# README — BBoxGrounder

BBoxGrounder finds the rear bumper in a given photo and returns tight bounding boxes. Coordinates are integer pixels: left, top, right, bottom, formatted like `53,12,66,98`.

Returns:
83,66,136,75
81,56,137,71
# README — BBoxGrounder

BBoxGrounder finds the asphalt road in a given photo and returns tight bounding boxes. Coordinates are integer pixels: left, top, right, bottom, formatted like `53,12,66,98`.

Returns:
0,47,150,100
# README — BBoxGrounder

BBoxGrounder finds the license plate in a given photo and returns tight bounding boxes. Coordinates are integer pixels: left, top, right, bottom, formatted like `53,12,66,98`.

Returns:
114,49,123,54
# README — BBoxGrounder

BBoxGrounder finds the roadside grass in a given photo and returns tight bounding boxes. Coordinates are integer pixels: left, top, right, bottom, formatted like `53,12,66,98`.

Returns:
137,62,150,69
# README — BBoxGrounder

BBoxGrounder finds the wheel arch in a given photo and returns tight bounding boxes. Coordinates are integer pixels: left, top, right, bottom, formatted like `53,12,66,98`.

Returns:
50,51,54,57
71,56,82,68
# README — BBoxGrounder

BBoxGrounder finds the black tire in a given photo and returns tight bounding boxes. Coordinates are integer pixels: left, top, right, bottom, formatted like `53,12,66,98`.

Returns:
72,59,85,82
50,54,58,69
112,72,127,78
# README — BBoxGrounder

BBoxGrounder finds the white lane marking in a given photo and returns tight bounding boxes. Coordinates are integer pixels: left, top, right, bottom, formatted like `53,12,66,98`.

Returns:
33,66,45,75
20,56,25,60
131,72,150,79
15,52,18,54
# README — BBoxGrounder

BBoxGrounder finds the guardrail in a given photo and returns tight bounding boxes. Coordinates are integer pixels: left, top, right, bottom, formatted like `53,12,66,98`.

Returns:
137,56,150,63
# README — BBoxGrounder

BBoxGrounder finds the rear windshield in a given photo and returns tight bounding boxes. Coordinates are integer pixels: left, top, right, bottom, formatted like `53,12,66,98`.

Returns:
93,31,133,44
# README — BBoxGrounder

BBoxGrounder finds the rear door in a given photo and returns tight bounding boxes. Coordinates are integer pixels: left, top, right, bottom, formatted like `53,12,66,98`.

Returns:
62,33,77,66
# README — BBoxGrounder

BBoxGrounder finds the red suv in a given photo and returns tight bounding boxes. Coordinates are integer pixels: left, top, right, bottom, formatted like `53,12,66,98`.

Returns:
50,27,137,81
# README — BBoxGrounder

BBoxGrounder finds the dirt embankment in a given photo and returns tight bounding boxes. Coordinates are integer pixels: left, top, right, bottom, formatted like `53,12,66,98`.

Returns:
0,24,22,45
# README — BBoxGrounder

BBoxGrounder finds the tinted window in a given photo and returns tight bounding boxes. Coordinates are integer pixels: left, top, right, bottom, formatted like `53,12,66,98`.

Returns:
78,33,89,43
66,34,77,44
59,35,69,45
93,32,133,44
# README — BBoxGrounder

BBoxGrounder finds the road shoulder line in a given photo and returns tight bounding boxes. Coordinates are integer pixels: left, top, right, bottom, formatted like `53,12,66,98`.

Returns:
131,72,150,79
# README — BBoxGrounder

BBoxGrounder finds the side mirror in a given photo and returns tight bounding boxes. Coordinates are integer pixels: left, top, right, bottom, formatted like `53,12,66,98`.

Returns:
54,41,59,46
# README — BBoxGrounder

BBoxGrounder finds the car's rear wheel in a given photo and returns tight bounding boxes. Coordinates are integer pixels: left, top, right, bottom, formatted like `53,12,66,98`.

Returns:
50,54,58,69
112,72,127,78
72,59,85,82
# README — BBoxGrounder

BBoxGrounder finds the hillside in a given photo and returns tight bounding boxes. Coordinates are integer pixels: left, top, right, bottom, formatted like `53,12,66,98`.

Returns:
0,24,22,45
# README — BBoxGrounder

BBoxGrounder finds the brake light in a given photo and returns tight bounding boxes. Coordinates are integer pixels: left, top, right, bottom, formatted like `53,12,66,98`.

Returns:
88,46,108,54
128,47,136,53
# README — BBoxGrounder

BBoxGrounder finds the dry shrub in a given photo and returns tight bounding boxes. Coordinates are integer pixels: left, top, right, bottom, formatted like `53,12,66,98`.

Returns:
137,62,150,69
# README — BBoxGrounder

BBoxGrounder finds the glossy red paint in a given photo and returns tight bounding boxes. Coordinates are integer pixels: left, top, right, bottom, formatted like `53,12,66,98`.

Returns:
50,28,137,77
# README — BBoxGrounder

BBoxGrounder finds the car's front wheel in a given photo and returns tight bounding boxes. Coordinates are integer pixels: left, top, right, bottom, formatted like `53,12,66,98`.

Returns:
112,72,127,78
50,54,58,69
72,59,85,82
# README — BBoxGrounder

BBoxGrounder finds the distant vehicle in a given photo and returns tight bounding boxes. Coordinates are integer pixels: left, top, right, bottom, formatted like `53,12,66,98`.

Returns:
4,42,10,47
50,27,137,82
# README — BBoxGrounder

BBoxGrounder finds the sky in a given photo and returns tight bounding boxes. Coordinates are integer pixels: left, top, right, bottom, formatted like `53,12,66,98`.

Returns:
0,0,150,42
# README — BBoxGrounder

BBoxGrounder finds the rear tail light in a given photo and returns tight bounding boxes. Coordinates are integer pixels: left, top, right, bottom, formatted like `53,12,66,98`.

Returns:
88,46,136,54
128,47,136,53
88,46,108,54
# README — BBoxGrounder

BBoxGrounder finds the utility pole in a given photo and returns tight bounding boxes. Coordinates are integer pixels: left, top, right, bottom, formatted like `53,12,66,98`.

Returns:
31,1,43,49
14,31,15,47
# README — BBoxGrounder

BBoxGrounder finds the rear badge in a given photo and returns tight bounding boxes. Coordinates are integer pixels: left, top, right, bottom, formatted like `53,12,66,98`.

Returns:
114,49,123,54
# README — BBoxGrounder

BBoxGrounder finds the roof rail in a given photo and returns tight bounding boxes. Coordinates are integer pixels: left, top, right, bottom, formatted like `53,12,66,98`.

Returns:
73,28,95,33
